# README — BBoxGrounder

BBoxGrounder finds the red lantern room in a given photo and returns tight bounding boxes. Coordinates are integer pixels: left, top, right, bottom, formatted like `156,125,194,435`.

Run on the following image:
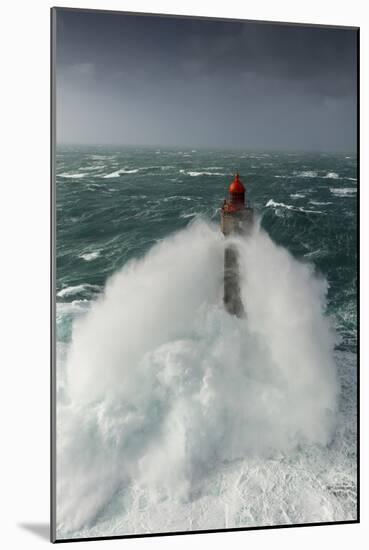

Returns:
221,172,253,236
229,173,245,209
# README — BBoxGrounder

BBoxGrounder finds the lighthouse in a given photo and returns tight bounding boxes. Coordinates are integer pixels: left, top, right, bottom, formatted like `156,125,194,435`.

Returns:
221,173,254,316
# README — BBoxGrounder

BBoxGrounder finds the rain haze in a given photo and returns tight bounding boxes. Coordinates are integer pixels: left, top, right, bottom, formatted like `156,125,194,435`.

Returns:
55,9,358,152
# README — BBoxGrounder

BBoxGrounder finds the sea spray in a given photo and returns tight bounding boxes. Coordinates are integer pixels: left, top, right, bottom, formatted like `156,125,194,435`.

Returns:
57,219,339,535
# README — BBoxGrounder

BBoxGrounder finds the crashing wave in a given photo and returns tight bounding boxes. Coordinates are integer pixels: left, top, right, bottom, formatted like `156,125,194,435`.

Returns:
56,221,339,536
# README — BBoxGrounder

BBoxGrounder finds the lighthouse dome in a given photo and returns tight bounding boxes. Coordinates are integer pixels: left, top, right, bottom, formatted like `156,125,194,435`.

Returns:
229,173,245,194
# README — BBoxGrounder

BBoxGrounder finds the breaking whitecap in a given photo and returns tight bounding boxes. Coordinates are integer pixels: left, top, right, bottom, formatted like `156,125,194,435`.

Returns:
330,188,357,197
79,250,101,262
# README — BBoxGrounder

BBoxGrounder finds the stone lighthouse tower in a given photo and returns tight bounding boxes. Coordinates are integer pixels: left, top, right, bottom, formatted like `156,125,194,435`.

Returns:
221,173,254,316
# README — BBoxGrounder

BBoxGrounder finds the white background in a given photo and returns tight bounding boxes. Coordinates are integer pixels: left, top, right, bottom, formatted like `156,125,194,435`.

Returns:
0,0,367,548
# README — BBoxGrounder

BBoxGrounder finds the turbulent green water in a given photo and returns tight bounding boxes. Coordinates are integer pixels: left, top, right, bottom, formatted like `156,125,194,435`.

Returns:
56,147,357,335
55,147,357,538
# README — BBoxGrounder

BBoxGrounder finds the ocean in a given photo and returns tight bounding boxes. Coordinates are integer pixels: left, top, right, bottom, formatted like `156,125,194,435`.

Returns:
55,147,357,539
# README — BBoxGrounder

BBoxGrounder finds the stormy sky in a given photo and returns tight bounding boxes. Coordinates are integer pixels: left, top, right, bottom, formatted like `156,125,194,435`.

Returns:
55,9,358,152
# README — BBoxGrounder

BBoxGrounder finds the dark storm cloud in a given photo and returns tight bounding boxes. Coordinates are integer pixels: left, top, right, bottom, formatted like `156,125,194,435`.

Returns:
55,9,358,151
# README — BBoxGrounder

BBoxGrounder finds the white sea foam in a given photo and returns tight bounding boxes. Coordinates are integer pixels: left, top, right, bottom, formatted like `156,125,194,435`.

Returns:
58,173,87,179
79,251,101,262
324,172,340,179
56,300,91,323
266,199,294,210
309,201,333,206
104,168,139,178
330,188,357,197
56,301,92,340
309,201,332,206
180,212,197,219
179,170,226,177
103,170,122,178
290,193,306,199
57,284,100,299
162,195,193,202
294,171,318,178
304,249,324,258
120,168,140,174
266,199,323,214
57,220,339,536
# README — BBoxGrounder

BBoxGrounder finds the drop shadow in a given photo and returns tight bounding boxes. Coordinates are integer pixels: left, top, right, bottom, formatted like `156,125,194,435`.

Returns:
18,523,49,541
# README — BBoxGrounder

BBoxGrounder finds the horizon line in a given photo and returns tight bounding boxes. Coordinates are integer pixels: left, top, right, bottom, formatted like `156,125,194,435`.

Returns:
55,142,357,155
